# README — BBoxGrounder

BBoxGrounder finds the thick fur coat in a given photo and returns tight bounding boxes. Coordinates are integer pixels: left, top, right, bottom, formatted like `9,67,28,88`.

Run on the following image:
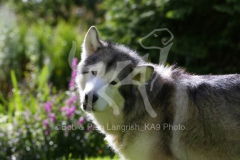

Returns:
76,26,240,160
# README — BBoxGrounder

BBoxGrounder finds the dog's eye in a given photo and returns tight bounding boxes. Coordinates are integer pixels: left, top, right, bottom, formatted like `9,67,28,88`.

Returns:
110,81,117,85
91,71,97,76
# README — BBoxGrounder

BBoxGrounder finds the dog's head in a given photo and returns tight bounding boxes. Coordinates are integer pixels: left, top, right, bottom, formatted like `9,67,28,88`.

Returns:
76,26,154,114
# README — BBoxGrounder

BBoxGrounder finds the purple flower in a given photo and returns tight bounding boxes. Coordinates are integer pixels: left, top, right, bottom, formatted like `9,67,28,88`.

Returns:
43,119,48,127
61,106,76,119
44,101,52,113
71,70,77,79
68,80,75,89
49,113,55,122
87,125,93,132
66,95,77,106
66,106,76,119
45,130,50,135
67,125,71,130
68,76,76,89
71,58,78,69
68,58,78,89
69,70,77,89
69,58,78,89
61,107,69,112
78,116,86,125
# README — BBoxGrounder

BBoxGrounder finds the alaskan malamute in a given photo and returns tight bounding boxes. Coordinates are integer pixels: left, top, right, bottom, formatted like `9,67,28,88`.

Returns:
76,26,240,160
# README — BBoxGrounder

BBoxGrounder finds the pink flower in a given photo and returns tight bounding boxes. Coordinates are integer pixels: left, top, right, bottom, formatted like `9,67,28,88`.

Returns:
66,99,71,106
67,125,71,130
61,106,76,119
68,73,76,89
43,119,48,127
44,101,52,113
87,125,93,132
69,57,78,89
68,81,75,89
61,107,69,112
45,130,50,135
49,113,55,122
71,70,77,79
66,95,77,106
78,116,86,125
67,106,76,119
68,77,76,89
71,58,78,69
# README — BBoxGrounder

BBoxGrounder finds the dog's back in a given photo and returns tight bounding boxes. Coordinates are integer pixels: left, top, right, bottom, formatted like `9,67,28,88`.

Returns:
170,73,240,159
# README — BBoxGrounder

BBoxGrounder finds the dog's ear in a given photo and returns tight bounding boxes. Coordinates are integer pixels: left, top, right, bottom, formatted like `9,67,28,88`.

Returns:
82,26,102,59
132,65,154,84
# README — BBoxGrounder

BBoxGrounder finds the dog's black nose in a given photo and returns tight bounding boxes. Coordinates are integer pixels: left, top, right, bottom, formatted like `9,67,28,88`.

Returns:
83,92,98,111
85,93,98,104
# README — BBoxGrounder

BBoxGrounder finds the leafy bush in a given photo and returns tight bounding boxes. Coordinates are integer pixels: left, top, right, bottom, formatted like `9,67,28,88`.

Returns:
0,4,116,159
0,59,115,159
0,19,82,96
0,21,28,98
99,0,240,74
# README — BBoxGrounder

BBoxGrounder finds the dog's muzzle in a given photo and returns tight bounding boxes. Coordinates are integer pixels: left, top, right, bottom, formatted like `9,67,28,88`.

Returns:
83,92,98,111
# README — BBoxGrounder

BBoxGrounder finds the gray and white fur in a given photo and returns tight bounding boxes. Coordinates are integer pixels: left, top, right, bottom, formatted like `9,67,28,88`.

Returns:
76,26,240,160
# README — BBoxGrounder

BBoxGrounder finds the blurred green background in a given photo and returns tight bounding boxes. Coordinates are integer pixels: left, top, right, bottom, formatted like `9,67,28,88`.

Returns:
0,0,240,159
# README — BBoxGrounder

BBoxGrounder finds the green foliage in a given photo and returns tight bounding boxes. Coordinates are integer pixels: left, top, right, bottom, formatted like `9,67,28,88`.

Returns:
0,21,27,97
0,19,82,95
0,3,114,159
46,20,83,88
0,65,115,159
8,0,102,26
38,65,49,91
99,0,240,74
10,70,23,112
